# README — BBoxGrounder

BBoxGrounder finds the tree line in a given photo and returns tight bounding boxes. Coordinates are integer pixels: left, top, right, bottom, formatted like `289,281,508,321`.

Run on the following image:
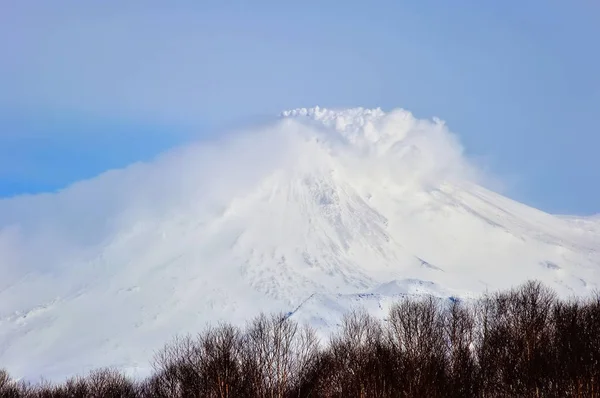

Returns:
1,280,599,397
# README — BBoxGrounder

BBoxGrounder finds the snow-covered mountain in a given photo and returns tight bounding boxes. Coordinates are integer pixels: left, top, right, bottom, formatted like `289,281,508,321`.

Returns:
0,107,598,381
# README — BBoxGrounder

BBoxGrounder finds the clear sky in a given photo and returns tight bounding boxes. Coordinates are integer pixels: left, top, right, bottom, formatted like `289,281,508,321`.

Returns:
1,0,598,215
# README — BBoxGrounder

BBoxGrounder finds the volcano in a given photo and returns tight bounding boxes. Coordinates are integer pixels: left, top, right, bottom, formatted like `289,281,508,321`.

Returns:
1,107,598,380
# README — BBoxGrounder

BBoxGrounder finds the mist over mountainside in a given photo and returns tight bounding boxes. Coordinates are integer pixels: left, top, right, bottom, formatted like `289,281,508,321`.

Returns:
0,107,598,381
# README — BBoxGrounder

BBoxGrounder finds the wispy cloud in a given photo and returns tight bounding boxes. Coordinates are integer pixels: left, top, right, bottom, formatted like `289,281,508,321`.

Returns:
0,108,485,281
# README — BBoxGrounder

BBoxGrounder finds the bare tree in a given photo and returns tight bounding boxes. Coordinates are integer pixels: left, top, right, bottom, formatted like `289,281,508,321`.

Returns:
0,369,22,398
443,298,479,397
387,296,447,397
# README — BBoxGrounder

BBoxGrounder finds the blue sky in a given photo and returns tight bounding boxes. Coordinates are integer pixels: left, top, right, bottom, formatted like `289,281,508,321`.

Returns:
1,0,598,215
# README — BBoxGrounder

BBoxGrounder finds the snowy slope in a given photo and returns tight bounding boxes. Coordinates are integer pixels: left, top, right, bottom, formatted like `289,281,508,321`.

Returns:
0,107,598,381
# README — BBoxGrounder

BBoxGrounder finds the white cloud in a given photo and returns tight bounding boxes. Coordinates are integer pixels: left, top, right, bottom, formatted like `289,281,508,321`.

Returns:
0,107,483,279
283,107,483,189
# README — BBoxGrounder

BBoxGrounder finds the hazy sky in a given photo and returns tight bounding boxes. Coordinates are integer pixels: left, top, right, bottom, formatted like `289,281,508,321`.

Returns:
1,0,598,215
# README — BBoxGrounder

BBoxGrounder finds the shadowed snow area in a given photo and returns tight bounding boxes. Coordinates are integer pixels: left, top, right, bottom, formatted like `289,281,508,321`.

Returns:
0,107,598,380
